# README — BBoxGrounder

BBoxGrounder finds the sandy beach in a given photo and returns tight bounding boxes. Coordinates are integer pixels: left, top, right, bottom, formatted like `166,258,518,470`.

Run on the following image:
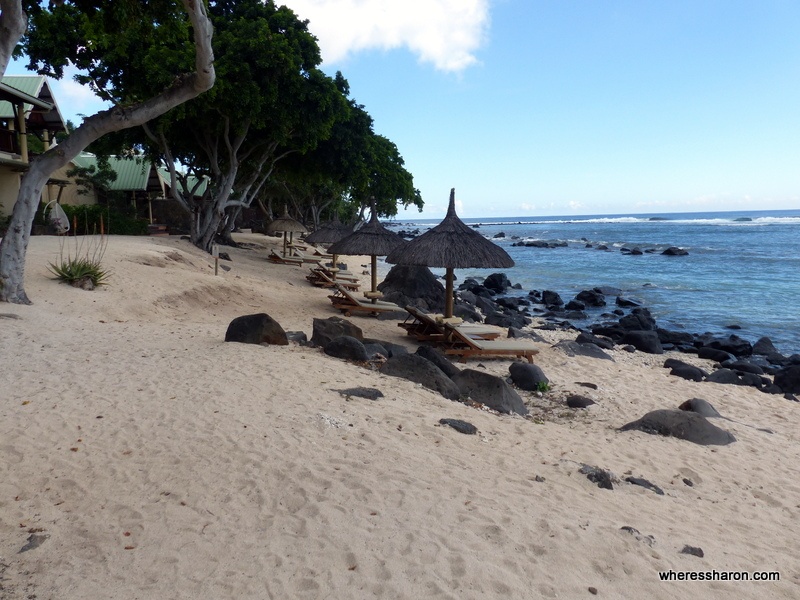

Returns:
1,233,798,599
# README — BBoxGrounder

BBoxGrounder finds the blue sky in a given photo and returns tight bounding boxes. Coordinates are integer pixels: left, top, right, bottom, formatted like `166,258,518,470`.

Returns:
9,1,800,219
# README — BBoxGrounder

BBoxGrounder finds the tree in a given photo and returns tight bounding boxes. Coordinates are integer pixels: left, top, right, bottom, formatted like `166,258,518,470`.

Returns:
0,0,215,304
135,0,346,252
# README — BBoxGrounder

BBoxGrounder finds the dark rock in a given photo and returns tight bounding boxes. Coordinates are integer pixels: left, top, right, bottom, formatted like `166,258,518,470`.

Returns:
324,336,369,362
377,264,445,313
508,362,549,391
680,545,704,558
495,296,524,311
657,328,695,346
381,354,461,400
616,297,641,308
579,464,614,490
705,368,745,385
483,272,511,293
625,477,664,495
493,232,506,239
416,345,461,378
453,303,483,323
541,290,563,307
678,398,722,418
697,346,734,363
553,340,614,361
335,387,384,400
224,313,288,346
774,365,800,394
620,526,656,547
19,533,49,553
753,337,779,356
286,331,308,344
622,330,664,354
619,308,657,331
485,311,529,329
566,395,596,408
364,338,408,358
311,316,363,347
438,418,478,434
565,299,586,311
475,295,498,314
698,334,753,357
577,382,599,390
661,246,688,256
619,409,736,445
576,331,614,350
683,478,694,487
451,369,529,415
508,327,547,342
722,360,764,375
576,289,606,307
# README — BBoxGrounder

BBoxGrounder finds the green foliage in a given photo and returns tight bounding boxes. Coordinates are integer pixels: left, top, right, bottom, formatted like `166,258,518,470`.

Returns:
536,381,551,393
59,204,149,236
48,256,110,288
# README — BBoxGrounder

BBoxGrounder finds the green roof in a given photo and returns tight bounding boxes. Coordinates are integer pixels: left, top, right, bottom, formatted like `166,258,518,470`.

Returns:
72,154,158,192
0,75,66,132
157,166,209,196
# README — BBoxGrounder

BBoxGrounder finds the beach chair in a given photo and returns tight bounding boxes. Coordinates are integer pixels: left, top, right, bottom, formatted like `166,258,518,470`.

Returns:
399,306,502,342
268,249,304,266
307,268,360,291
439,323,540,363
291,247,329,263
328,284,400,317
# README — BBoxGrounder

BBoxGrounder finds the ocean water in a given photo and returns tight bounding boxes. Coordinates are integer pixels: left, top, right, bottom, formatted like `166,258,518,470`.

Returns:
383,209,800,356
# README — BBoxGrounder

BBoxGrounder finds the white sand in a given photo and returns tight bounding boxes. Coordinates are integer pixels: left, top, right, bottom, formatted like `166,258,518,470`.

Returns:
1,233,798,599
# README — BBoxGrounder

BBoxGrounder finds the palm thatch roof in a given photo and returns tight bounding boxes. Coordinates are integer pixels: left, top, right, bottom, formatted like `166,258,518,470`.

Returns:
386,188,513,269
304,218,352,245
266,206,308,234
327,208,406,257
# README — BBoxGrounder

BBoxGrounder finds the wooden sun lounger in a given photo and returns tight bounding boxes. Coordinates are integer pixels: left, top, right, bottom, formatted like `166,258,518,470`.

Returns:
289,248,326,264
307,268,360,291
440,323,539,363
328,284,400,317
399,306,502,342
268,249,304,266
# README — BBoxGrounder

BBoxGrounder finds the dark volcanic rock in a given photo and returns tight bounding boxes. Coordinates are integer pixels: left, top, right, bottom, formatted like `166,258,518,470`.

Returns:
753,337,779,356
311,317,363,347
553,340,614,361
774,365,800,394
619,409,736,445
622,330,664,354
377,264,445,313
576,289,606,307
663,359,707,382
579,464,614,490
619,308,657,331
364,338,408,358
661,246,688,256
680,545,705,558
697,346,734,363
508,362,549,391
416,345,461,378
508,327,547,342
616,297,641,308
380,354,461,400
483,272,511,293
576,331,614,350
451,369,529,415
705,368,748,386
224,313,288,346
324,336,369,362
541,290,564,307
625,477,664,495
438,418,478,434
335,387,384,400
698,334,753,357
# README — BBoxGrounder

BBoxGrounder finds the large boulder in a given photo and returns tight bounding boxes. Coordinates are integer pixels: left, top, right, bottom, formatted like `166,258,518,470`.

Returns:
451,369,528,415
541,290,564,307
380,354,461,400
415,345,460,378
483,272,511,293
619,409,735,445
324,336,369,362
377,265,445,312
697,334,753,357
508,362,549,391
553,340,614,361
663,358,707,382
622,330,664,354
697,346,734,363
619,308,657,331
752,337,779,356
576,289,606,307
774,365,800,394
224,313,288,346
311,317,363,347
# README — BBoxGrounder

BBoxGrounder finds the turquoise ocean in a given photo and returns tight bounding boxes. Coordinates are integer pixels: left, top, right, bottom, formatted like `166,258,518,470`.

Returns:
385,209,800,356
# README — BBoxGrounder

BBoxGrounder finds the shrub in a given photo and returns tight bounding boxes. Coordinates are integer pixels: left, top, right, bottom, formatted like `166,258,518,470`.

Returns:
48,215,111,289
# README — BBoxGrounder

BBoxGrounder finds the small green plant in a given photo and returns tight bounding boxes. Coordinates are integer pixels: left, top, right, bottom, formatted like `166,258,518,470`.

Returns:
535,381,551,393
48,211,111,289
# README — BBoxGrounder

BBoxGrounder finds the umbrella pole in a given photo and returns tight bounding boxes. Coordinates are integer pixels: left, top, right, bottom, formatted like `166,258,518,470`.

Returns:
282,233,288,257
332,253,338,280
445,267,455,318
371,255,378,297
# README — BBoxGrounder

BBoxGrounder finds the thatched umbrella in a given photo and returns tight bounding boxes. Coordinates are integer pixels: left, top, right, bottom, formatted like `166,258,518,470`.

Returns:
386,188,514,318
266,206,308,257
327,205,407,297
304,218,353,279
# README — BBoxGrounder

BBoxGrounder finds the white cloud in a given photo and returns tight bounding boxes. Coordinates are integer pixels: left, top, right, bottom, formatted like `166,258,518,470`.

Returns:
282,0,490,72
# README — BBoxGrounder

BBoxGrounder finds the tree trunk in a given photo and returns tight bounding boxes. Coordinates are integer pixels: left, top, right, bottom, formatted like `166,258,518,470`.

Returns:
0,1,27,76
0,0,215,304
